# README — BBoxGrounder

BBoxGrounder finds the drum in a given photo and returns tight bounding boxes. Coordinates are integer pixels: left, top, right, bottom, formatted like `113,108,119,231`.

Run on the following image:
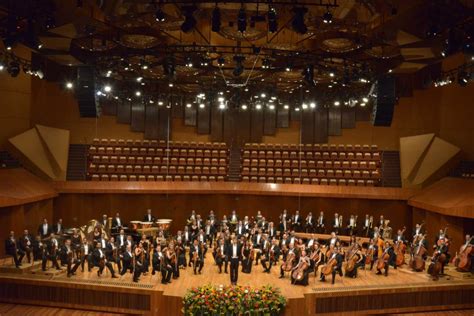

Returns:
141,221,153,229
156,219,172,231
130,221,142,230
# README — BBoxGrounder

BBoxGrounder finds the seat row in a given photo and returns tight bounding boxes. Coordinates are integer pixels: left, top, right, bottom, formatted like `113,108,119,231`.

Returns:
241,167,380,179
241,176,377,186
242,159,378,170
90,156,227,166
242,150,380,161
92,138,227,150
90,174,226,182
89,164,227,176
89,146,228,158
244,143,378,152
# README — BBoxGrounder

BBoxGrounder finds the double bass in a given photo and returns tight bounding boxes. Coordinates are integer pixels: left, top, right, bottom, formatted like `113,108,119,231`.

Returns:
409,235,427,272
394,227,407,266
376,247,390,271
454,237,474,272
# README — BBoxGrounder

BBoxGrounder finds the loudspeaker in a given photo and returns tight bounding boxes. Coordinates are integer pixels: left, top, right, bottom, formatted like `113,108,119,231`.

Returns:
76,67,97,118
372,76,396,126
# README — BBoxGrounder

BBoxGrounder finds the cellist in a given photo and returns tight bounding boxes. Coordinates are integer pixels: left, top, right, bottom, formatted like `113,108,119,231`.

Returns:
291,250,311,286
319,247,343,284
345,243,364,278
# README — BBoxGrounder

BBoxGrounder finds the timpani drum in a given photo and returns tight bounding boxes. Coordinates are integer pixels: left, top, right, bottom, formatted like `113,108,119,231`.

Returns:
130,221,142,230
141,221,153,229
156,219,172,231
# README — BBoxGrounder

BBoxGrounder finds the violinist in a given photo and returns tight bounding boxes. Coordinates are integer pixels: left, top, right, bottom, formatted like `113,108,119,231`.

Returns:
163,244,175,283
5,231,24,268
106,236,121,272
204,220,215,245
139,235,151,275
214,238,228,273
291,250,310,286
190,239,204,275
252,229,264,265
175,240,186,270
261,238,280,273
93,242,118,279
267,222,277,239
241,240,254,274
119,244,133,275
79,238,92,272
42,233,61,271
64,239,80,278
376,241,395,277
345,244,364,278
259,216,268,232
320,247,343,284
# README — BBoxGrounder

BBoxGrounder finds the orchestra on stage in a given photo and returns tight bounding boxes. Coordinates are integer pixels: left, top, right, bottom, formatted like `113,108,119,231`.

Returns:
4,209,473,286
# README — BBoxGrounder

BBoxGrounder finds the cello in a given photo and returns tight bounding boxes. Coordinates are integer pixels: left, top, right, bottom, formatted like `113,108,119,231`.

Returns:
281,251,295,272
376,246,390,271
321,253,337,276
454,236,474,272
292,257,310,281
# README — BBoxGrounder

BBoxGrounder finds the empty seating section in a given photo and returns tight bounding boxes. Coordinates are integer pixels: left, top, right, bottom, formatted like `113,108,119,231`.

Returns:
241,143,382,186
88,139,228,181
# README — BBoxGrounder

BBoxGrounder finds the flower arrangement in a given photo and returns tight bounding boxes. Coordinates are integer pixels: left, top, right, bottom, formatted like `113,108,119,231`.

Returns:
182,284,286,316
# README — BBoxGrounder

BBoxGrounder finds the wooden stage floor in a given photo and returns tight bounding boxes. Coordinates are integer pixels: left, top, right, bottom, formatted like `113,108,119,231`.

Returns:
0,256,473,315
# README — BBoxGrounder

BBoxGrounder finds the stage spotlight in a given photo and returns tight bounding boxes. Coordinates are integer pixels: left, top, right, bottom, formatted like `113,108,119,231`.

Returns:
7,61,20,77
310,102,316,109
457,69,471,87
233,55,245,77
4,35,16,51
0,61,5,71
211,6,221,32
237,7,247,33
218,103,226,110
199,103,205,109
185,57,193,68
35,69,44,79
103,85,112,93
362,97,369,103
163,56,176,77
269,104,275,110
255,104,262,110
186,103,192,108
65,81,73,89
283,104,289,110
334,101,340,106
155,7,166,22
292,7,308,35
241,104,248,110
217,57,225,67
323,10,333,24
45,15,56,29
261,58,271,69
285,62,292,72
268,7,277,33
181,6,197,33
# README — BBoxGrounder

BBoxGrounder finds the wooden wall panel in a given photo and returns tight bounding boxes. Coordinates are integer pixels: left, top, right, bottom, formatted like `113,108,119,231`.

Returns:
116,102,131,124
290,108,301,121
53,193,411,238
301,110,314,144
144,104,159,139
328,107,342,136
263,108,277,136
250,110,264,143
131,102,145,132
237,109,251,145
210,107,223,142
197,105,211,134
314,108,328,143
277,108,289,128
101,100,117,116
341,107,356,129
356,105,371,121
157,107,171,140
184,105,197,126
222,109,235,144
171,96,184,119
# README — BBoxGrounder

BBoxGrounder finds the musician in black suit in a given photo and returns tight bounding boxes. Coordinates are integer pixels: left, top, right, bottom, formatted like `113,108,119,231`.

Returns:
189,239,204,274
63,239,80,277
214,238,228,273
42,233,61,271
120,244,133,275
252,229,264,265
261,239,280,273
79,238,92,272
376,241,396,276
143,209,156,223
38,218,52,238
19,229,33,263
267,222,277,239
305,212,314,233
111,212,124,230
106,236,121,272
100,214,108,229
32,235,45,262
5,231,24,268
226,237,242,285
331,213,342,235
291,210,302,232
235,221,247,237
320,247,343,284
316,211,325,234
53,218,64,235
279,209,290,232
92,242,118,278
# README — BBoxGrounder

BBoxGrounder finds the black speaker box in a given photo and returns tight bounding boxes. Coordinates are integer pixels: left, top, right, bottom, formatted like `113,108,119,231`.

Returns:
76,67,97,118
372,76,396,126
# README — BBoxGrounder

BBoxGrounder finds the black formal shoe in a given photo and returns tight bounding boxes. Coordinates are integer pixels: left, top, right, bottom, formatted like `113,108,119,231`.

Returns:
97,271,100,277
133,279,138,283
376,271,382,275
279,275,284,279
67,273,72,278
320,279,325,282
384,273,388,277
161,281,167,284
112,275,118,278
152,270,155,275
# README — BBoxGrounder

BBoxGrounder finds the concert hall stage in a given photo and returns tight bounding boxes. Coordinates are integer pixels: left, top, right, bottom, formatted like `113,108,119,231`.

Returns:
0,256,473,316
